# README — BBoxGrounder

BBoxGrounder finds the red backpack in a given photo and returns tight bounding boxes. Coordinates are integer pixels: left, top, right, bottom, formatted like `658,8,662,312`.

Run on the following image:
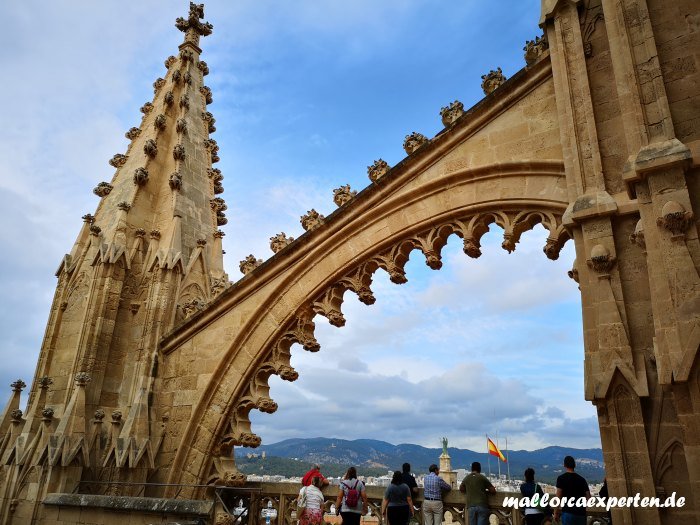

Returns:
343,480,360,507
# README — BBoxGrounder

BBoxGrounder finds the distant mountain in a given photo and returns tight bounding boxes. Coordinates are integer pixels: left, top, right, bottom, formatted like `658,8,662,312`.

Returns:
235,438,605,484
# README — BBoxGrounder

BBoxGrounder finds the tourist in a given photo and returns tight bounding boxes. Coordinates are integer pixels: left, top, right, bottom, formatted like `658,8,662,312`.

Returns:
298,476,326,525
520,467,548,525
459,461,495,525
401,463,419,501
302,463,329,487
599,477,612,523
554,456,591,525
335,467,368,525
422,464,451,525
381,471,414,525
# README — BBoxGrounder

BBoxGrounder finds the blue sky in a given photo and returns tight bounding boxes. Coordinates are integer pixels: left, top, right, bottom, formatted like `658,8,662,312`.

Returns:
0,1,601,451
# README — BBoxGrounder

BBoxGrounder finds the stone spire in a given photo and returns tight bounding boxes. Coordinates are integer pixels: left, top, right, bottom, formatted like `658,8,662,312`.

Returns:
0,2,229,505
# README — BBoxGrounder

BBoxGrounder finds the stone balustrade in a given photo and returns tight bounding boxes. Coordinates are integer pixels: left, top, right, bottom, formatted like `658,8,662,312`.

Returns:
217,482,608,525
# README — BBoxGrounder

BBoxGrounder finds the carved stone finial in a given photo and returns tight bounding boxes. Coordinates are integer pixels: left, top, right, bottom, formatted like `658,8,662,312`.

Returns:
214,230,225,239
109,153,128,168
183,71,193,86
180,49,194,63
481,67,506,95
301,209,325,231
216,212,228,226
150,230,161,240
333,184,357,207
368,159,390,182
154,114,167,131
175,2,213,37
140,102,154,114
524,35,548,66
75,372,91,387
89,224,102,236
10,409,23,422
133,167,149,186
38,376,53,389
403,132,429,155
93,182,113,197
198,60,210,76
270,233,294,253
630,219,646,249
587,244,616,274
173,144,186,161
94,409,105,421
117,202,131,212
172,70,182,84
440,100,465,127
176,118,188,134
239,255,263,275
656,201,694,236
164,91,175,106
165,56,177,69
135,228,147,238
169,172,183,191
180,94,190,110
153,77,166,92
125,127,141,140
42,407,54,421
197,238,207,247
210,197,227,212
200,85,213,104
111,410,122,423
10,380,26,392
82,213,95,224
144,139,158,158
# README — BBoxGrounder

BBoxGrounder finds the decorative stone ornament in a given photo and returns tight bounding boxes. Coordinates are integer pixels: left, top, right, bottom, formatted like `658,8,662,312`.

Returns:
10,409,23,422
94,409,105,421
173,144,186,161
144,139,158,158
154,114,167,131
270,232,294,253
82,213,95,224
169,172,183,191
93,182,113,197
463,238,482,259
216,212,228,226
38,376,53,389
200,86,213,104
524,35,548,66
368,159,390,182
180,49,194,63
135,228,146,238
75,372,91,386
204,138,219,153
210,198,227,212
150,230,161,240
111,410,122,422
140,102,154,114
657,201,693,236
239,255,262,275
164,56,177,69
10,380,26,392
203,111,216,132
164,91,175,106
175,2,213,37
176,118,188,134
481,67,506,95
89,225,102,236
42,407,55,421
214,230,225,239
333,184,357,207
403,132,429,155
630,219,646,249
117,202,131,212
301,209,325,231
180,94,190,110
133,167,149,186
109,154,128,168
198,60,209,76
172,70,182,84
181,298,206,319
208,168,223,182
587,244,616,274
197,239,207,247
153,77,166,92
440,100,465,127
125,127,141,140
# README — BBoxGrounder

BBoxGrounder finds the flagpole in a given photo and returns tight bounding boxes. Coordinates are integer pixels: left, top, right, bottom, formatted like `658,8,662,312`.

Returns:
486,434,491,480
506,436,511,482
497,433,501,480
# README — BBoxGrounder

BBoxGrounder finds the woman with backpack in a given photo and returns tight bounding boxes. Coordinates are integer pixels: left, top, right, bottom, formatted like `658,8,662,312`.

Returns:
519,467,551,525
335,467,368,525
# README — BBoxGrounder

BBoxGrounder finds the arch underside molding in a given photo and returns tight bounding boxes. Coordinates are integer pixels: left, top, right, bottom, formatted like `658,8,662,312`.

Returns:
161,160,570,496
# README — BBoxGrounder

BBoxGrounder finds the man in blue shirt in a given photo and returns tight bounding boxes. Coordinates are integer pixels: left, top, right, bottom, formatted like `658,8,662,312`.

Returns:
423,464,451,525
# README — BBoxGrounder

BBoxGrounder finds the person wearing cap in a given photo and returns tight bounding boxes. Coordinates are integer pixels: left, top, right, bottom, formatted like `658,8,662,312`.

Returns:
422,464,451,525
302,464,329,487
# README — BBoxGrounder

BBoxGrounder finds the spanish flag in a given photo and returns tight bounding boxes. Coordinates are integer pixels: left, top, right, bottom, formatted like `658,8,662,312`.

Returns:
487,437,507,463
